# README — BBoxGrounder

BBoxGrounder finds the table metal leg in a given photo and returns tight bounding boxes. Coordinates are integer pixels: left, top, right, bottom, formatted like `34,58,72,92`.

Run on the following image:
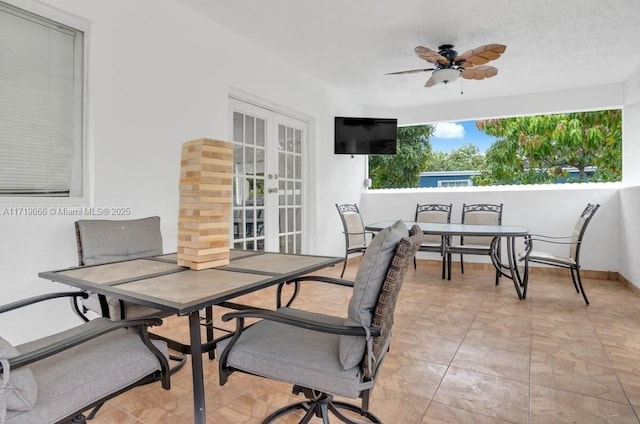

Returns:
189,311,206,424
206,306,215,360
505,236,524,299
490,236,529,299
520,235,532,298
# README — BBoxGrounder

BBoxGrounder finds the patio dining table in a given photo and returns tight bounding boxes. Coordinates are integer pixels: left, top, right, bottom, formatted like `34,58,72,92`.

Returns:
39,249,343,424
366,221,532,299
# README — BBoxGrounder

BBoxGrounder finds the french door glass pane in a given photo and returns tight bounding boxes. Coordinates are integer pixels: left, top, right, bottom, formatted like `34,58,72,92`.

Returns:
232,112,266,251
277,122,302,254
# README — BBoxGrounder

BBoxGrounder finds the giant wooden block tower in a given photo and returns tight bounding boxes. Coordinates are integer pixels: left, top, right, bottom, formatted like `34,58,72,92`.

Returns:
177,138,233,270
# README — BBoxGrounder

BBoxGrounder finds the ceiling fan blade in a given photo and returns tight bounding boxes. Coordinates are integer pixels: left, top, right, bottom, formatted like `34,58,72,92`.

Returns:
455,44,506,66
386,67,435,75
415,46,449,65
425,76,438,87
461,65,498,80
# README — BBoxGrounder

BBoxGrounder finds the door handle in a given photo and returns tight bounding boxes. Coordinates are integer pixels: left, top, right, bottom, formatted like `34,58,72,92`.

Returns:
268,188,278,193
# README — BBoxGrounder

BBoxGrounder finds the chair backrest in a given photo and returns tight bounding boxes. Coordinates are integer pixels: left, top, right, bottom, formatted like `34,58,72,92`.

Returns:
461,203,503,246
362,224,421,379
336,203,367,249
415,203,452,244
75,216,163,266
570,203,600,261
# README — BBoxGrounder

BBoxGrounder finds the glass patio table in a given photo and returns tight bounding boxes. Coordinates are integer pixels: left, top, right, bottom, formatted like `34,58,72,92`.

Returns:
366,221,532,299
39,249,343,424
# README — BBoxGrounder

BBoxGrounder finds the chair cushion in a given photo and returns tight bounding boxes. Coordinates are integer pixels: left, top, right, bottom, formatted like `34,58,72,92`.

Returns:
216,308,372,399
81,293,165,320
0,337,37,412
339,220,407,369
526,250,576,266
6,319,167,424
76,216,163,266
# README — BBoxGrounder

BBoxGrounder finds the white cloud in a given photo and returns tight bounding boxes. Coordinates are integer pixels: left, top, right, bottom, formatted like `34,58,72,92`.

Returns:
433,122,465,139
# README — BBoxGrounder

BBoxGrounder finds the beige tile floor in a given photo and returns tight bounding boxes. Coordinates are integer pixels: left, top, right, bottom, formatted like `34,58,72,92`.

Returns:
88,260,640,424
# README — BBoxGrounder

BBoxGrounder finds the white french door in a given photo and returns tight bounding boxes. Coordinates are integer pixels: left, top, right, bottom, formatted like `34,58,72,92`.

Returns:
229,98,306,253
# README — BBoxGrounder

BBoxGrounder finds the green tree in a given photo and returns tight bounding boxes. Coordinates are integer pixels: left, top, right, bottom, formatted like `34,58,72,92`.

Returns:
475,110,622,185
368,125,434,188
425,143,486,171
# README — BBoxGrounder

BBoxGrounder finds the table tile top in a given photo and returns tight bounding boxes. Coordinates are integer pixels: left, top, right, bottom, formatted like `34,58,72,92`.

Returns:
117,268,274,304
55,259,184,285
221,253,336,275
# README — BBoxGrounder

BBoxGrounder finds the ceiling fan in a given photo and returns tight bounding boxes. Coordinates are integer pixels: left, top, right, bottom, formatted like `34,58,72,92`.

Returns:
387,43,506,87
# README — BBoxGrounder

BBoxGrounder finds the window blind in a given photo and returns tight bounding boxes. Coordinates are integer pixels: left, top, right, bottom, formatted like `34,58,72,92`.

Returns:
0,2,84,197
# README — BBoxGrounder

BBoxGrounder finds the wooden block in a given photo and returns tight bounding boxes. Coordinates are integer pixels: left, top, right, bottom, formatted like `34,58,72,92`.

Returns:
177,138,233,270
177,259,230,270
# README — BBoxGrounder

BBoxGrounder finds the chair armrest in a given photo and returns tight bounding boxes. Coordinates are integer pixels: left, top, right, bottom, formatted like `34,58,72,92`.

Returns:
528,237,578,246
1,316,164,372
277,275,354,308
288,275,354,288
528,233,574,240
221,308,380,337
343,230,375,237
0,291,88,314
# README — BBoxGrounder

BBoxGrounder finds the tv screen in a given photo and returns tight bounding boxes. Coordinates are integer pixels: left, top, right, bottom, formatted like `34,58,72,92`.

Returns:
334,117,398,155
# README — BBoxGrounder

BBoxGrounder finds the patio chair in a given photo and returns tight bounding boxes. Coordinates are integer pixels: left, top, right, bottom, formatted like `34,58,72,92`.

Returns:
446,203,503,283
335,203,375,277
74,216,200,365
216,221,421,423
0,291,169,424
414,203,452,278
74,216,164,321
521,203,600,305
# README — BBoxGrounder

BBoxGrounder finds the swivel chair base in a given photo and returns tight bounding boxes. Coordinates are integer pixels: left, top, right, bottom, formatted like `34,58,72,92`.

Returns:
263,386,383,424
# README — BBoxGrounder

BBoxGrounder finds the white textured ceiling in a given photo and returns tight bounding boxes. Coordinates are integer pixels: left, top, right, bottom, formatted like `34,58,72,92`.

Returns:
178,0,640,109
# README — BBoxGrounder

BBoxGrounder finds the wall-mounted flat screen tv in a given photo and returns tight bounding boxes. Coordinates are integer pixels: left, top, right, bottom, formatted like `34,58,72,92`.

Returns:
334,117,398,155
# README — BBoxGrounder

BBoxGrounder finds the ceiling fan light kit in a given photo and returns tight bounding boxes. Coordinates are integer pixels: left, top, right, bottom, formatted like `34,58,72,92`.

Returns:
388,43,506,90
431,68,461,85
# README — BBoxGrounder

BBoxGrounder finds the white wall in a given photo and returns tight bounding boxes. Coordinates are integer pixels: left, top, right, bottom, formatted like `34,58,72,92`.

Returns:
361,184,619,272
619,185,640,284
0,0,362,344
617,65,640,284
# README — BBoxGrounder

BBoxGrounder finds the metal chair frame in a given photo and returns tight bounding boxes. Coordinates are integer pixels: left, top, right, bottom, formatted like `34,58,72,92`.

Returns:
73,219,192,370
524,203,600,305
335,203,375,277
217,225,422,423
414,203,452,278
0,291,170,424
447,203,503,283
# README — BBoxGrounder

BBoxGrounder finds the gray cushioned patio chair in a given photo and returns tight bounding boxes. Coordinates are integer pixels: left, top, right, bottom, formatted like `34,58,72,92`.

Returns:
335,203,375,278
0,291,169,424
74,216,164,321
446,203,503,283
216,221,421,423
414,203,452,278
75,216,199,365
520,203,600,305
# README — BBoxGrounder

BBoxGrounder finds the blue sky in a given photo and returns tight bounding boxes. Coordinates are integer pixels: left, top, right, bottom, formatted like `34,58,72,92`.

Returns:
428,120,497,154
